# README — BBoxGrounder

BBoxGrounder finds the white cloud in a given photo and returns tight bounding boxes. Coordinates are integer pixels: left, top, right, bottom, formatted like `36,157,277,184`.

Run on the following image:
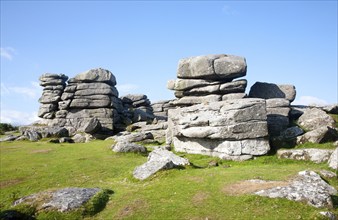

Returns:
1,82,42,99
116,83,139,96
222,5,238,15
0,47,16,60
293,96,329,106
0,110,40,126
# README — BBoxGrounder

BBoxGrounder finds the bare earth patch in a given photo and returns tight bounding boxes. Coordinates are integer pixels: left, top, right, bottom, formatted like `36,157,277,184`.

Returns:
0,178,24,189
192,191,210,205
115,199,148,219
31,149,53,154
222,179,289,196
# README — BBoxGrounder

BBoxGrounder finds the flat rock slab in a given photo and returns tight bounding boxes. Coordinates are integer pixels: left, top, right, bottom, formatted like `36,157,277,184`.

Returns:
133,148,189,180
277,148,334,163
14,187,101,212
112,142,147,153
255,170,337,208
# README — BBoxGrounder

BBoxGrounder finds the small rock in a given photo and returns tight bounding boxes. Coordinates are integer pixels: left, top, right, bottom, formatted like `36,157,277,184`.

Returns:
319,211,337,220
72,134,86,143
319,170,337,178
328,147,337,170
112,142,147,153
208,160,219,167
297,126,338,144
277,148,333,163
59,137,74,143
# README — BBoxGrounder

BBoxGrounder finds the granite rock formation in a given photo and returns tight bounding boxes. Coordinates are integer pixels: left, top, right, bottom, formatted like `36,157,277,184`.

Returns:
121,94,154,123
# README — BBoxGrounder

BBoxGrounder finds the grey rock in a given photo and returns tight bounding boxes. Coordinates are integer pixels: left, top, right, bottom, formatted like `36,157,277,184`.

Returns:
68,68,116,86
121,94,147,103
24,130,41,141
221,93,246,100
267,115,289,136
114,132,153,143
59,137,74,143
171,94,222,106
55,110,68,118
297,126,338,144
167,78,221,91
298,108,335,131
20,126,69,139
328,147,337,170
177,54,246,80
61,92,74,101
58,100,71,110
133,148,189,180
40,79,66,87
14,187,101,212
39,73,68,81
277,148,334,163
255,170,337,208
219,154,253,161
38,104,57,118
112,142,147,153
81,118,102,134
319,170,337,178
70,99,111,108
266,98,290,108
249,82,296,102
43,84,65,91
72,133,86,143
74,87,118,97
319,211,337,220
279,126,304,140
322,104,338,114
0,135,19,142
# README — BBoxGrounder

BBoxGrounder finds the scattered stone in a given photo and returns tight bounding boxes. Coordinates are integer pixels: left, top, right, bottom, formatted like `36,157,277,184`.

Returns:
0,135,19,142
59,137,74,143
319,211,337,220
112,142,147,153
328,147,337,170
113,132,154,143
14,187,101,212
72,133,86,143
133,148,189,180
255,170,337,208
277,148,334,163
297,108,335,131
248,82,296,102
322,104,338,114
319,170,337,178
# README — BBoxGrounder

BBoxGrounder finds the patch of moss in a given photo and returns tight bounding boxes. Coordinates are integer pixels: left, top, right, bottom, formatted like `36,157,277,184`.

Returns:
83,189,114,217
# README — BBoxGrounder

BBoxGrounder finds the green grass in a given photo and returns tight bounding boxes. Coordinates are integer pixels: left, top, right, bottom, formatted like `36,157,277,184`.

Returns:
0,140,337,219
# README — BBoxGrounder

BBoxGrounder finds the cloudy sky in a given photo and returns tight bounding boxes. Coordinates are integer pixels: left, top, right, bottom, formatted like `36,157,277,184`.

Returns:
1,1,337,125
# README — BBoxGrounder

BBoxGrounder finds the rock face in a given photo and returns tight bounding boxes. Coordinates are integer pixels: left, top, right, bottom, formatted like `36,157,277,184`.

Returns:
167,98,270,159
277,148,334,163
14,187,101,212
249,82,296,102
38,74,68,119
151,100,176,121
265,98,291,136
167,54,248,107
133,148,189,180
255,170,337,208
38,68,122,134
121,94,154,123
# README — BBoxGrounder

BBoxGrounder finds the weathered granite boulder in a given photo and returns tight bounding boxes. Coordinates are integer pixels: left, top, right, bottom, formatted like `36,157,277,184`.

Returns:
68,68,116,86
133,148,189,180
14,188,101,212
151,100,176,121
277,148,334,163
328,147,337,170
249,82,296,102
255,170,337,208
265,98,290,136
167,98,270,159
322,104,338,114
81,118,102,134
297,108,335,131
112,142,147,153
297,126,338,144
19,126,69,139
0,135,20,142
177,54,247,80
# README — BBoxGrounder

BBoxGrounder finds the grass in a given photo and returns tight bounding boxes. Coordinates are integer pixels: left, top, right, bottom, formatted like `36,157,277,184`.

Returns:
0,139,337,219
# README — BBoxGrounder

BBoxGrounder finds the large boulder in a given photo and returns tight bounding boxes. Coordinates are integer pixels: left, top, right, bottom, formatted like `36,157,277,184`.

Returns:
255,170,337,208
177,54,247,80
167,98,270,159
112,142,147,153
249,82,296,102
297,126,338,144
297,108,335,131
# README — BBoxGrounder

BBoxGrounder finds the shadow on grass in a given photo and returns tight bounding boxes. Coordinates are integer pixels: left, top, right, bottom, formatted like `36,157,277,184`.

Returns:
0,210,35,220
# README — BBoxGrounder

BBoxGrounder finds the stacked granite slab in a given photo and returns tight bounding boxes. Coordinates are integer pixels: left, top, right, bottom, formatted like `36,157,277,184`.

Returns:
166,98,270,161
51,68,121,133
121,94,154,123
167,54,247,106
249,82,296,136
38,74,68,119
151,100,176,121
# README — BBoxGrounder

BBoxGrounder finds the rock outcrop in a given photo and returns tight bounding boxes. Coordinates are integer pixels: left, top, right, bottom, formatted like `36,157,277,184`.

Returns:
121,94,154,123
38,74,68,119
166,98,270,160
167,54,247,107
277,148,334,163
151,100,175,121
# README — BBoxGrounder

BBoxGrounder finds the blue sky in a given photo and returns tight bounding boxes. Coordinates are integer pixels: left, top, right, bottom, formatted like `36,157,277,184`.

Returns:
1,1,337,125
